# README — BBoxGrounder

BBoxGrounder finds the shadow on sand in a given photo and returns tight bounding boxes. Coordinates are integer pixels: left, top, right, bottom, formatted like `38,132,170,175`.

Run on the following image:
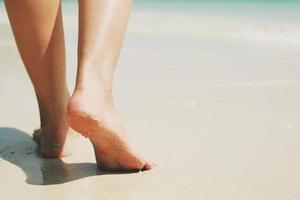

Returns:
0,127,132,185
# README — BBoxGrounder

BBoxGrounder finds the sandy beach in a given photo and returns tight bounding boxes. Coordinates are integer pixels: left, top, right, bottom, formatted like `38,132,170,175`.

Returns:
1,1,300,199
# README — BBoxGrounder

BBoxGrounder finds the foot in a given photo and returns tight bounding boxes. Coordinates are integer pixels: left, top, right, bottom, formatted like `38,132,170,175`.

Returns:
67,86,155,171
33,125,78,158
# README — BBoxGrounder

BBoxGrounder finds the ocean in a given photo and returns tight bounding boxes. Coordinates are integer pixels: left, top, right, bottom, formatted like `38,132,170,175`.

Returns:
2,0,299,81
56,0,300,47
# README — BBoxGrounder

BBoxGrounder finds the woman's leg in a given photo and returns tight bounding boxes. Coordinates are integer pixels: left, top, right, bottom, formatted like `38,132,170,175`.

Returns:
4,0,74,158
67,0,154,171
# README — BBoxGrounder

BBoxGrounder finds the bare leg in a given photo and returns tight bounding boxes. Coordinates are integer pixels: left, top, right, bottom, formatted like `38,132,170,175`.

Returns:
67,0,154,171
4,0,75,158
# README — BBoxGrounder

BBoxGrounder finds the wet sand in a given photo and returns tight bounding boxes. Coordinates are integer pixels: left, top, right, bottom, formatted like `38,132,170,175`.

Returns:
1,2,300,199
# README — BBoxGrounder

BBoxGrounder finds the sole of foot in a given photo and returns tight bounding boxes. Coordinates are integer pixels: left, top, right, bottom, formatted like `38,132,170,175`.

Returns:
67,90,155,172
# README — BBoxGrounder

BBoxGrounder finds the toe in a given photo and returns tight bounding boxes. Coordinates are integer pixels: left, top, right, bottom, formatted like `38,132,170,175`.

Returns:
142,160,156,171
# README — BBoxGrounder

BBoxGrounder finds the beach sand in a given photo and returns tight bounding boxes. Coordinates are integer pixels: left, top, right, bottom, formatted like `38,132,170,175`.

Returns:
1,1,300,199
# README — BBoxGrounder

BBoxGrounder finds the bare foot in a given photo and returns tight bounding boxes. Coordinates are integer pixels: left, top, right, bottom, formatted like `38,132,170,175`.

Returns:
67,87,155,171
33,124,78,158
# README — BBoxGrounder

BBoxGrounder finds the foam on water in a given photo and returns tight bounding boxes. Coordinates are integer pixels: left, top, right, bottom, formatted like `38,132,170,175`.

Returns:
129,3,300,46
1,1,300,46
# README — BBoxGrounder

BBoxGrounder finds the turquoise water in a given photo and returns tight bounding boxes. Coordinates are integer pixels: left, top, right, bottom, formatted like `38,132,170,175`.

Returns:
135,0,300,5
55,0,300,14
132,0,300,11
1,0,300,10
1,0,300,46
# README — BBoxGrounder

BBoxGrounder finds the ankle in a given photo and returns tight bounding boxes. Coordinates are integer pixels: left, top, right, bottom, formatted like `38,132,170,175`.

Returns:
76,65,113,90
41,119,69,134
73,82,114,106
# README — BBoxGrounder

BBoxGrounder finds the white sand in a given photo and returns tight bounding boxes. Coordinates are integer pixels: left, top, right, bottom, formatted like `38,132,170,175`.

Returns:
0,2,300,199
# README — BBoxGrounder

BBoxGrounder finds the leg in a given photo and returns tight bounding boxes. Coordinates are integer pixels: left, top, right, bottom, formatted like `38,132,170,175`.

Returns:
4,0,75,157
67,0,154,171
